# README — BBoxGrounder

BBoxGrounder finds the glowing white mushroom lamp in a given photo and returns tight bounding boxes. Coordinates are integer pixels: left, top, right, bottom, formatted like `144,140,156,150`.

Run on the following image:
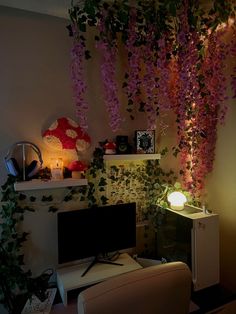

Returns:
167,191,187,211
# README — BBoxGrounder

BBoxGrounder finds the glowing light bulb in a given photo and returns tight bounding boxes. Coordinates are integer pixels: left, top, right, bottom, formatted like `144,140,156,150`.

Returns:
228,17,235,27
167,191,187,211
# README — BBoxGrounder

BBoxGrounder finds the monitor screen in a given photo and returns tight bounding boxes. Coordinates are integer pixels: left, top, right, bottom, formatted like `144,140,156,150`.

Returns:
57,202,136,264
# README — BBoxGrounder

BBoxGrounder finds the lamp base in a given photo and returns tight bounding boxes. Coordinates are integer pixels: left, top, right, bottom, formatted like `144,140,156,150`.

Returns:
170,205,184,211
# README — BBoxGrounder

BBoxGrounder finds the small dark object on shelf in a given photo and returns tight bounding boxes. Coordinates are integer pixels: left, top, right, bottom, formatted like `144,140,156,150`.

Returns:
116,135,132,154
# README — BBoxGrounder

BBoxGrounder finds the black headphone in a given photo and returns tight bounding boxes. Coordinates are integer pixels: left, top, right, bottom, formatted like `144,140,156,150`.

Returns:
4,141,43,180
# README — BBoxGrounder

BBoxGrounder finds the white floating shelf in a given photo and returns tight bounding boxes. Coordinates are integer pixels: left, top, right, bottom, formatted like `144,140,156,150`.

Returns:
14,178,88,191
103,153,161,161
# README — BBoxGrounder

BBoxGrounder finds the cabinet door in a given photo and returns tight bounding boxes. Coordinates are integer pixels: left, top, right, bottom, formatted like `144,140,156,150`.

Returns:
156,210,192,265
192,216,219,291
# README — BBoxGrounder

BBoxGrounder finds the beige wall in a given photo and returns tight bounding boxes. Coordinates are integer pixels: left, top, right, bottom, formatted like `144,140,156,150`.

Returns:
0,5,236,293
207,99,236,292
0,6,147,276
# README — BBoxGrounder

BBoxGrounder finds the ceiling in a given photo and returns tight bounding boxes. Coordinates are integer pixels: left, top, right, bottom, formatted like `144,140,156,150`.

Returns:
0,0,72,19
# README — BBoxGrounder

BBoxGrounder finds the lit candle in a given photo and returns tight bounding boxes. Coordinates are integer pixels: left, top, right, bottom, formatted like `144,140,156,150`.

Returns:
50,158,63,180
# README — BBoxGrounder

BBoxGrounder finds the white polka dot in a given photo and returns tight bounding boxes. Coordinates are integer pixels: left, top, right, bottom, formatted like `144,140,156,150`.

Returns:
49,121,58,131
66,129,77,138
68,118,79,128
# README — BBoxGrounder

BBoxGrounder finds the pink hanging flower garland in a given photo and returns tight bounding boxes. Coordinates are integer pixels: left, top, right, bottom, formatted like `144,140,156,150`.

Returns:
156,36,173,112
187,25,230,196
169,0,232,197
230,25,236,98
183,31,206,196
142,25,159,130
96,14,122,132
68,0,236,199
175,1,204,195
168,57,180,111
70,29,89,131
195,28,230,178
124,7,143,118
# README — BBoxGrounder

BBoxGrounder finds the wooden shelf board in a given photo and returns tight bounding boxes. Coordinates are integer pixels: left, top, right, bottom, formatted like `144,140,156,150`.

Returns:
14,178,88,191
103,153,161,161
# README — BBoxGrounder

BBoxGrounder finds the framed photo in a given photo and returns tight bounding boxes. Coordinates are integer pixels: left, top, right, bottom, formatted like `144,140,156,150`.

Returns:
135,130,155,154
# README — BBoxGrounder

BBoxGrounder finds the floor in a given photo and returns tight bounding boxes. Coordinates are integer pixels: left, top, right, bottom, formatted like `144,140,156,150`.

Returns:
50,299,236,314
191,284,236,314
51,299,77,314
49,285,236,314
206,300,236,314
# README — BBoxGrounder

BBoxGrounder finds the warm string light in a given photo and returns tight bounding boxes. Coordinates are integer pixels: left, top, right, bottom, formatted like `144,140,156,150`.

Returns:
215,16,235,32
228,16,235,27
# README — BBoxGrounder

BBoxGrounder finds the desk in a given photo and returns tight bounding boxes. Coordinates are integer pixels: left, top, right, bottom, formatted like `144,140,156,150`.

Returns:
56,253,142,306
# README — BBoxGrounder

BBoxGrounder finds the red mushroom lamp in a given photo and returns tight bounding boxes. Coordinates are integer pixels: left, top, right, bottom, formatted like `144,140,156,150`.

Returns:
42,117,91,152
104,140,116,155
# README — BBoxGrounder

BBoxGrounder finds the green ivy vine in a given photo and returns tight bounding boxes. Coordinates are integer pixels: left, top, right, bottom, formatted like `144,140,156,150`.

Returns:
0,143,200,311
0,176,53,314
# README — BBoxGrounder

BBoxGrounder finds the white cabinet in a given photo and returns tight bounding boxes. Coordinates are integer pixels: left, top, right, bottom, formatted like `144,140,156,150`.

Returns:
156,205,219,291
191,213,219,291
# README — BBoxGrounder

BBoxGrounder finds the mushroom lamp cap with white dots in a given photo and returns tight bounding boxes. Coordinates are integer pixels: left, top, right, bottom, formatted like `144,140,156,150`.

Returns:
42,117,91,152
167,191,187,210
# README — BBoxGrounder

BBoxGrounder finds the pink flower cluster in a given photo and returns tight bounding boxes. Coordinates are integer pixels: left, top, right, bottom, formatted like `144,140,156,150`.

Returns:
141,26,159,130
96,16,122,132
174,3,203,195
174,0,230,197
230,27,236,98
156,36,172,112
71,37,89,130
124,8,142,116
97,41,122,132
193,29,230,191
68,0,235,198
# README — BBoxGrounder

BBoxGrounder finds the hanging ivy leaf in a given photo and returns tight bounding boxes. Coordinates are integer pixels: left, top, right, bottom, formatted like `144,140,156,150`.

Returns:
48,206,58,213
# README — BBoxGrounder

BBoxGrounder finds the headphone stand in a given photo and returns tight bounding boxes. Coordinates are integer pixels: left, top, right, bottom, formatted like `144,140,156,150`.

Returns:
22,143,26,181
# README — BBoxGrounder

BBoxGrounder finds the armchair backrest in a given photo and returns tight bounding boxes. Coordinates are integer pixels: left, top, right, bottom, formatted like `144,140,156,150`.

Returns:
78,261,192,314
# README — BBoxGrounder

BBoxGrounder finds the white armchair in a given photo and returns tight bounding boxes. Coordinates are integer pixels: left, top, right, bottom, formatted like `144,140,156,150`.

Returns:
78,261,192,314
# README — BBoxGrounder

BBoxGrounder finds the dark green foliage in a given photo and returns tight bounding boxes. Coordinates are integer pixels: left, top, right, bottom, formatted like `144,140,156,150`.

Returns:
41,195,53,202
68,0,235,47
0,176,52,313
48,206,58,213
0,164,109,311
67,0,235,124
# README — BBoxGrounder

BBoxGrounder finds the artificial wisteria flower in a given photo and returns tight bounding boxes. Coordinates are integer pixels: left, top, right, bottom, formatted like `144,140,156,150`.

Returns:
96,14,122,132
141,25,159,130
230,26,236,98
124,7,142,118
175,1,204,196
70,33,89,130
195,28,230,183
156,36,173,111
67,0,235,199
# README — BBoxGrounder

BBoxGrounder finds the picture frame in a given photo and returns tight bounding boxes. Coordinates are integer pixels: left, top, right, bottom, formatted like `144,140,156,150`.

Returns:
135,130,155,154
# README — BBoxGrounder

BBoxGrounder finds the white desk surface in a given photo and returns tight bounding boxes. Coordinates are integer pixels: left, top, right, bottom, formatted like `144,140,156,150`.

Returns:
57,253,143,306
57,253,142,291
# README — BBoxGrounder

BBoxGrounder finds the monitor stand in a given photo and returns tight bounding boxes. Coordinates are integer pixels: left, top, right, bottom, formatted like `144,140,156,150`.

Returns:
81,254,123,277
